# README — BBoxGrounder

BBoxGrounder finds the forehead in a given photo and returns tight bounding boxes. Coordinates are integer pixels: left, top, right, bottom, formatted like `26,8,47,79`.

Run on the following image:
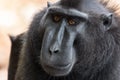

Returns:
47,5,88,19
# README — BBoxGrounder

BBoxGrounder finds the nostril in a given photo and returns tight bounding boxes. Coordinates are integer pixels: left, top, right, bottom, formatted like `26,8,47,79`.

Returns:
49,43,60,54
49,49,52,55
49,49,59,54
54,50,59,53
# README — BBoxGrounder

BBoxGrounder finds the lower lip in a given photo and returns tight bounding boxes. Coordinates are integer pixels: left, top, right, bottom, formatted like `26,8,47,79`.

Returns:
46,64,71,70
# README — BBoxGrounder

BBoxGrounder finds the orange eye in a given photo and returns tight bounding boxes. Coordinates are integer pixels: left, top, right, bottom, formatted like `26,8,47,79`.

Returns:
68,19,76,25
53,15,61,22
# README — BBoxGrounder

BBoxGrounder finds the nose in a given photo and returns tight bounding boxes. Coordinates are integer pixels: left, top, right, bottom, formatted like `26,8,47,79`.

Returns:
49,20,66,55
49,43,60,54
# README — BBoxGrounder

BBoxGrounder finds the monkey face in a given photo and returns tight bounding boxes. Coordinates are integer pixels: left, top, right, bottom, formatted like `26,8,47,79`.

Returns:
39,6,89,76
39,4,113,76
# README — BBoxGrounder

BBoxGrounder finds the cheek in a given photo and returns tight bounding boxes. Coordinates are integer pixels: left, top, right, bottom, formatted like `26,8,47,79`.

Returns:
41,27,56,49
74,36,96,64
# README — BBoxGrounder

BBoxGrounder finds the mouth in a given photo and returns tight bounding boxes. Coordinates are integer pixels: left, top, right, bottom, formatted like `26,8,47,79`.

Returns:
46,63,71,70
42,63,73,76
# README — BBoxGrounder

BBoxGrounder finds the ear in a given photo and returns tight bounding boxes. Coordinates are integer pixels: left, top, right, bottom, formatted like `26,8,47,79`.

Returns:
101,13,113,30
47,2,52,7
9,35,16,43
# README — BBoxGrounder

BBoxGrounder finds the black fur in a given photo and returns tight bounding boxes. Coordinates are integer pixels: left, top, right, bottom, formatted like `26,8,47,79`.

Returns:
8,0,120,80
60,0,81,8
8,34,24,80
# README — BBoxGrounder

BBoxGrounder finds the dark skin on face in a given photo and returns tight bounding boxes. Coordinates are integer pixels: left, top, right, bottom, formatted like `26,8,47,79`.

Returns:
40,6,113,76
40,7,89,76
8,0,120,80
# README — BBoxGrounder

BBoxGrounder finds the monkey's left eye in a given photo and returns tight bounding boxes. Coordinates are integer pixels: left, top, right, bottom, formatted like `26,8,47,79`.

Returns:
68,18,80,26
52,15,62,22
68,19,76,25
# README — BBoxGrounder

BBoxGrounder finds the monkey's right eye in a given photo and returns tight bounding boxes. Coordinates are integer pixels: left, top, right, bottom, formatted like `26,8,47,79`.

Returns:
52,14,62,22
